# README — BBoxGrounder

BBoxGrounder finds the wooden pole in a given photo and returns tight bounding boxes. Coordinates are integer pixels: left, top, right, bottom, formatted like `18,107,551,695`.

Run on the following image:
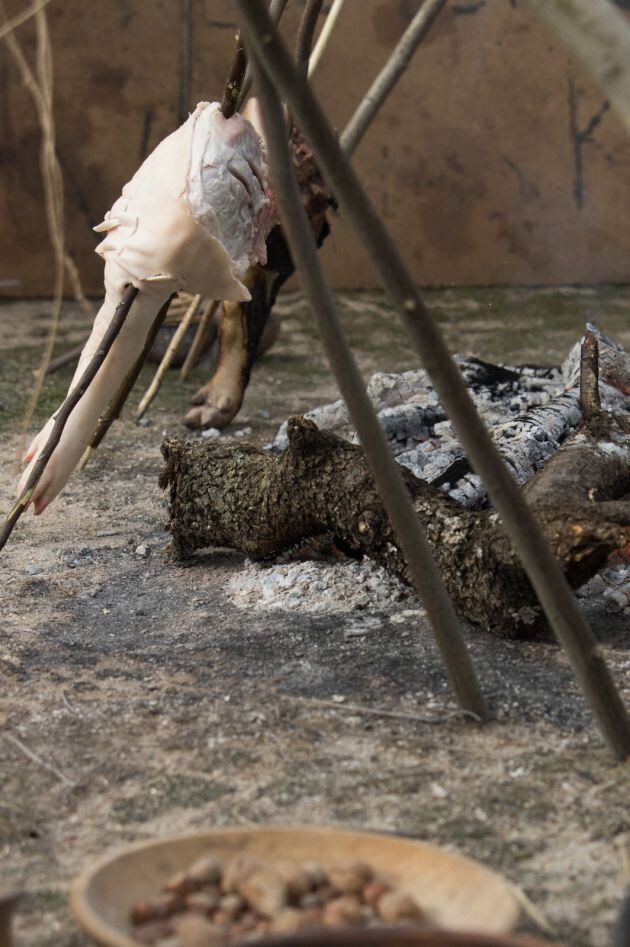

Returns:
79,294,174,468
238,0,290,108
235,0,630,761
248,42,489,722
135,294,201,421
308,0,349,77
340,0,448,157
295,0,325,71
180,298,220,380
0,285,138,554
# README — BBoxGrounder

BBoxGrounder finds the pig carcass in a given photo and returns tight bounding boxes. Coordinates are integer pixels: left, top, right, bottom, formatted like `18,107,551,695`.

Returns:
19,101,274,514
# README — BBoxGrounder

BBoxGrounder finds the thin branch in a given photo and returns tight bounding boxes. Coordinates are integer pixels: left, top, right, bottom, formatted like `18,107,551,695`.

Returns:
220,30,248,119
287,695,481,725
340,0,448,157
135,294,201,421
180,298,220,380
245,40,489,722
4,732,74,787
526,0,630,135
0,285,138,554
580,328,601,420
507,884,557,938
238,0,290,109
295,0,325,71
80,294,174,466
234,1,630,761
44,342,83,375
179,0,192,124
0,0,51,43
308,0,348,77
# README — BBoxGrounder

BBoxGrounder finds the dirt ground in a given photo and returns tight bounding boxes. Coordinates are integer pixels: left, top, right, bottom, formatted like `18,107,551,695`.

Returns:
1,287,629,947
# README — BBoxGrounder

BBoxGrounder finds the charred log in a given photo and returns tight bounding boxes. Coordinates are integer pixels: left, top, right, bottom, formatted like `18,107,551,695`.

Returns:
161,413,629,638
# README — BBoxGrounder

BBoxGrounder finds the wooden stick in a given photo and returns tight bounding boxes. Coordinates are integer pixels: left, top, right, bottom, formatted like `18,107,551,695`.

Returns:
308,0,348,77
525,0,630,135
179,0,192,125
134,294,201,421
287,695,481,725
0,285,138,554
246,43,489,722
295,0,325,71
579,328,601,420
220,30,248,119
44,342,84,376
79,294,174,468
340,0,448,157
235,1,630,761
238,0,290,109
0,0,51,43
180,298,220,380
3,733,74,787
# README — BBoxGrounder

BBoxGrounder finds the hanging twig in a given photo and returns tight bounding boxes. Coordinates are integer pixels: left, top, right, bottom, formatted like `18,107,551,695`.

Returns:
234,1,630,761
220,30,248,119
340,0,448,157
238,0,291,108
526,0,630,135
579,328,601,420
180,298,220,380
0,285,138,554
80,295,174,467
135,294,201,421
243,41,489,722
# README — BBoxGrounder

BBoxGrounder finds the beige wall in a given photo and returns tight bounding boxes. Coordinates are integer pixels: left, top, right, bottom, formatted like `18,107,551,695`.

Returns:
1,0,630,295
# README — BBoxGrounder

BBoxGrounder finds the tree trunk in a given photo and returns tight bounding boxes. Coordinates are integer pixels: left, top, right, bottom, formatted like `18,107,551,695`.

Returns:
160,412,630,638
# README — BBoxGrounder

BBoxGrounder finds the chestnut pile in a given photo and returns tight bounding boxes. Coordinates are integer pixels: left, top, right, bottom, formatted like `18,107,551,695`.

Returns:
130,854,429,946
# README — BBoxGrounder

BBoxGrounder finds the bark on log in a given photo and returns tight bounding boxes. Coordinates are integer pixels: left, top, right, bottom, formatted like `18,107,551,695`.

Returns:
161,413,630,638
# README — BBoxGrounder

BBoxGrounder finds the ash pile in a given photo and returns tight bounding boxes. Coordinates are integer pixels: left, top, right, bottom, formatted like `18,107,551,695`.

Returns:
227,326,630,620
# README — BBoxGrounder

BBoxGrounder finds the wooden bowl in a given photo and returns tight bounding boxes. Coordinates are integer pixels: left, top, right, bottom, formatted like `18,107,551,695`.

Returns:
247,931,552,947
70,825,520,947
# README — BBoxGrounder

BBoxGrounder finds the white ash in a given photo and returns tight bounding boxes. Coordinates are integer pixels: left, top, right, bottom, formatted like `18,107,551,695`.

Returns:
229,328,629,617
227,557,412,613
272,327,629,510
577,560,630,617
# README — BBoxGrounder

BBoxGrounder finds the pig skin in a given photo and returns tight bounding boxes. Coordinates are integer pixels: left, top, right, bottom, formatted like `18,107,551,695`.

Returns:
19,102,274,515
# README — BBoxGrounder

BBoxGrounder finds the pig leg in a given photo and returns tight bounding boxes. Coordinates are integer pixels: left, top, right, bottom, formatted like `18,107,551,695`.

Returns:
183,264,281,430
183,222,319,431
19,263,174,514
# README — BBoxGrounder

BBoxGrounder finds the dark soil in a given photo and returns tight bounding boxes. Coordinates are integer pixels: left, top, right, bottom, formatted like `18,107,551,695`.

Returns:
1,287,629,947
